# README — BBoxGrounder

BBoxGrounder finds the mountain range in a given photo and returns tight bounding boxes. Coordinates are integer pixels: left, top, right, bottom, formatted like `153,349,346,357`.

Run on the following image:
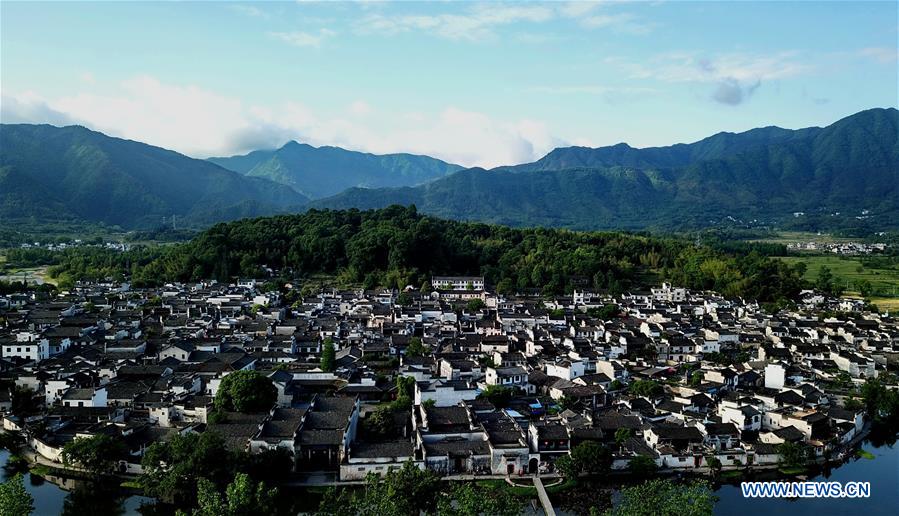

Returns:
0,124,310,228
208,142,463,199
1,107,896,232
314,108,899,231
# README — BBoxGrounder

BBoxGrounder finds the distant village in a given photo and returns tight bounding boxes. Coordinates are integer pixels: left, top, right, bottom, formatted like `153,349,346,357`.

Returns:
1,275,896,484
786,241,888,255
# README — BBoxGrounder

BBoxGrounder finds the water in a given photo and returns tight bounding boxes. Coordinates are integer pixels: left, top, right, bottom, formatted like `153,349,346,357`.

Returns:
0,449,161,516
4,438,898,515
713,438,899,515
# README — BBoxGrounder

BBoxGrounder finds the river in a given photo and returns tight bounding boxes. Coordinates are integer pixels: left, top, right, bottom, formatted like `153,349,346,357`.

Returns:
3,437,898,515
0,449,159,515
713,438,899,515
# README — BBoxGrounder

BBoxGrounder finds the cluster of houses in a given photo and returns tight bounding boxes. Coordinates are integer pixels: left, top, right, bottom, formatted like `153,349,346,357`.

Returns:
1,276,896,482
786,241,888,255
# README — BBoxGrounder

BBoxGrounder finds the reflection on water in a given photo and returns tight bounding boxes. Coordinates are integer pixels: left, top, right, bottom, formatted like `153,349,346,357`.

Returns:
0,449,165,516
714,436,899,516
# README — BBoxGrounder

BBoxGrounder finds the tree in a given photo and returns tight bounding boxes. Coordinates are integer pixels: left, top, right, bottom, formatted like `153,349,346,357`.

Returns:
62,434,127,477
397,291,413,306
465,298,485,312
193,473,278,516
628,380,663,398
318,460,440,516
690,371,704,387
141,431,235,506
0,474,33,516
478,385,514,408
436,482,523,516
860,377,899,428
777,441,812,471
614,428,633,448
705,456,722,475
320,338,336,372
607,479,716,516
557,441,612,480
627,456,658,476
405,337,427,358
214,370,277,413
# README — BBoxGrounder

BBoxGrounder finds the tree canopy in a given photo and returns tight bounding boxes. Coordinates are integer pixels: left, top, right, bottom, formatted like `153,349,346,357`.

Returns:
214,370,277,413
607,479,716,516
61,434,127,477
0,474,34,516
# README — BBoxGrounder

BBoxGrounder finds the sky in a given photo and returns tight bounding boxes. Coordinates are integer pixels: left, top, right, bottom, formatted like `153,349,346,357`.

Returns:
1,1,897,168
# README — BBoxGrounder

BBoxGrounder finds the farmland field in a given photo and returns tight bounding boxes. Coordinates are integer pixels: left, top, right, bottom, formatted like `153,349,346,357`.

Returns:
775,254,899,306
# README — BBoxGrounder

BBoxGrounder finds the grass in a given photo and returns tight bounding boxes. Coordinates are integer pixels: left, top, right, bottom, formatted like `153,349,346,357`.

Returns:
720,470,744,479
749,231,857,244
856,449,875,460
120,480,143,489
774,254,899,306
777,466,808,476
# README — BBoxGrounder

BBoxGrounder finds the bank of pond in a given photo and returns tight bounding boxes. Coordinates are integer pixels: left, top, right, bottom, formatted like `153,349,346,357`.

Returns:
2,434,897,516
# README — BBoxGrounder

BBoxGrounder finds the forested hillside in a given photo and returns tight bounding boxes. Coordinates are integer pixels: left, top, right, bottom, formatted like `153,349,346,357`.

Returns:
209,141,462,199
7,207,806,304
316,108,899,231
0,124,309,228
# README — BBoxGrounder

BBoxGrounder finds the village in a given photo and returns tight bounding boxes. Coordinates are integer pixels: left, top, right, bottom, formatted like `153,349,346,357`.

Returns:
0,275,896,490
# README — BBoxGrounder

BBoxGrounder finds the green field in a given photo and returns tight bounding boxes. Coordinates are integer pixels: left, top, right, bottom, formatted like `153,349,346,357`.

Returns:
776,254,899,305
749,231,858,244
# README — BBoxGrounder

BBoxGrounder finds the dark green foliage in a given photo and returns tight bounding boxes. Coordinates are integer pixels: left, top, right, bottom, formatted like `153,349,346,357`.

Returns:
193,473,278,516
320,338,336,372
0,474,34,516
466,298,486,312
209,141,462,199
556,442,613,480
316,108,899,232
614,428,633,447
628,380,663,398
405,337,428,358
29,207,808,303
214,370,277,413
607,479,716,516
317,460,441,516
478,385,515,408
587,304,619,320
141,431,235,506
627,456,658,476
0,124,308,229
435,482,524,516
777,441,813,470
860,377,899,429
61,434,127,477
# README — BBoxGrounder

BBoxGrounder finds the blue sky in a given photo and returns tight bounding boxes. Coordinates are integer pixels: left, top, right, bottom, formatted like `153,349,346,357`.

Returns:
1,1,897,167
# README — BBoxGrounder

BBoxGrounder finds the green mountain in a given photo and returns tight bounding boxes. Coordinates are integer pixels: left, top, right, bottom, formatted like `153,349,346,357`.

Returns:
315,108,899,231
0,124,310,229
208,141,464,199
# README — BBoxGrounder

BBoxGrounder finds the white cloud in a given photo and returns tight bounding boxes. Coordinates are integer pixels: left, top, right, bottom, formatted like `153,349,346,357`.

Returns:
531,84,657,98
228,4,269,19
1,76,568,167
605,51,809,105
347,100,373,117
269,28,336,48
356,1,651,40
357,4,554,41
858,47,899,64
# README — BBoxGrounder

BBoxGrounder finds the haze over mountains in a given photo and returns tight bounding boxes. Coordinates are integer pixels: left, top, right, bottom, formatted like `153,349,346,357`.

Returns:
1,107,896,232
209,142,463,199
316,108,899,230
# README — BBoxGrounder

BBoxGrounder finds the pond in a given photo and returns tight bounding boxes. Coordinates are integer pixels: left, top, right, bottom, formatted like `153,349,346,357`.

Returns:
0,449,163,516
713,437,899,515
